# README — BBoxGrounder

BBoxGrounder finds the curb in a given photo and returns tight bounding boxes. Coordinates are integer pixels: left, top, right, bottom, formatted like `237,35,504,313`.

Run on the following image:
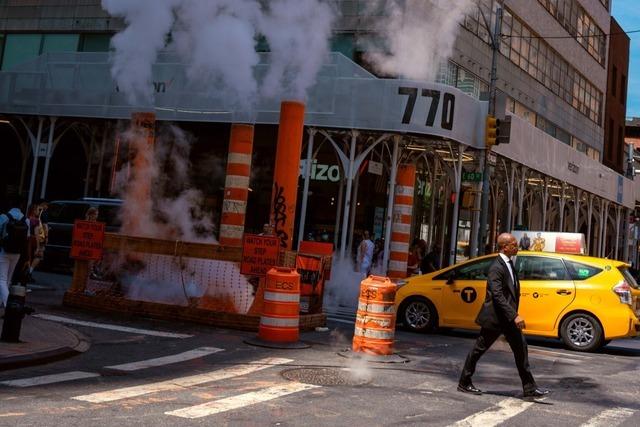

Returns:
0,325,91,372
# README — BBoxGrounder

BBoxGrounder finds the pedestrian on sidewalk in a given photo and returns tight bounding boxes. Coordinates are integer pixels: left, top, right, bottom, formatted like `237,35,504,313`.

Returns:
0,205,29,307
458,232,549,399
357,230,374,278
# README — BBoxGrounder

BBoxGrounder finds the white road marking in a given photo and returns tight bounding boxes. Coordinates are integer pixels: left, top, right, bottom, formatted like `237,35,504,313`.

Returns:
72,357,293,403
165,382,320,418
1,371,100,388
33,314,193,339
528,353,580,365
450,397,533,427
104,347,224,371
580,407,635,427
529,348,590,359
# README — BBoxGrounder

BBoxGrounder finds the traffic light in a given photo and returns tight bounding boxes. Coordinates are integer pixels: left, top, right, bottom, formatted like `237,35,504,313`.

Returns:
496,115,511,145
485,115,497,148
485,115,512,147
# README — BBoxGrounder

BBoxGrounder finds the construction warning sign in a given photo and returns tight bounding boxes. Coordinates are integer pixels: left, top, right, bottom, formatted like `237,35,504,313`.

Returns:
240,234,280,276
70,220,105,260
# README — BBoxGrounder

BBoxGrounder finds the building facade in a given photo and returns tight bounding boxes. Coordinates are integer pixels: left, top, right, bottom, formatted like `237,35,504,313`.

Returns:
0,0,637,270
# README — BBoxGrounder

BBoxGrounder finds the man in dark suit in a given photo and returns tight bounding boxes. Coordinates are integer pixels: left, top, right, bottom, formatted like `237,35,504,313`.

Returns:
458,233,549,399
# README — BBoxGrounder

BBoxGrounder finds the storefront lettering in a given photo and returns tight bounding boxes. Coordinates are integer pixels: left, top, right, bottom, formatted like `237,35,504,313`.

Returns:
398,87,455,130
299,160,340,182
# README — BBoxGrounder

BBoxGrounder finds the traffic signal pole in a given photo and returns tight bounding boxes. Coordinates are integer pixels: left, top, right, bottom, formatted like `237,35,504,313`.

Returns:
476,7,502,256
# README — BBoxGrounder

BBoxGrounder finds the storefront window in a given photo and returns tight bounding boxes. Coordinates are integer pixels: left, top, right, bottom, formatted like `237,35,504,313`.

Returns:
2,33,80,70
2,34,41,70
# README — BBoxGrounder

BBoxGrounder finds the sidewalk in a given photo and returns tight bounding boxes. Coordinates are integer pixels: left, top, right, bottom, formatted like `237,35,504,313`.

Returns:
0,309,90,371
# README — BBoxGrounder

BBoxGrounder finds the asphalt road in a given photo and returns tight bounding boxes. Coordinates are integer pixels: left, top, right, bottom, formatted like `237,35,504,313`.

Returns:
1,272,640,426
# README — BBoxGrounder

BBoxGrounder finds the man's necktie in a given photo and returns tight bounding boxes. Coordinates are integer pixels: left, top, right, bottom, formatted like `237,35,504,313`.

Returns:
508,259,519,294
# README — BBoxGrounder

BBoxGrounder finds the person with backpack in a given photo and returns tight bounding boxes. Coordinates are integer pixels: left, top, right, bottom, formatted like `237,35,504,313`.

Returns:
0,207,29,307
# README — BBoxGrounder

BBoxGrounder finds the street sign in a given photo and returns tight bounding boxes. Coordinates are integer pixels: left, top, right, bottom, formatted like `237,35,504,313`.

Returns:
487,152,497,166
70,220,105,260
240,233,280,276
462,171,482,182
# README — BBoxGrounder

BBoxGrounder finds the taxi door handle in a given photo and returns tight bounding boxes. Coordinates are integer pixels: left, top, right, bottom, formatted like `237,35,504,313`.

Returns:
556,290,572,295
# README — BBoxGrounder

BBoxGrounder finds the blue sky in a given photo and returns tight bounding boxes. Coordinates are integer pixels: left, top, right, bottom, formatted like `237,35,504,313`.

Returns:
612,0,640,118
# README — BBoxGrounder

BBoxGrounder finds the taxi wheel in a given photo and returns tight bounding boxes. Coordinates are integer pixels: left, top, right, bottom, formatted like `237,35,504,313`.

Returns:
399,297,437,333
560,313,604,352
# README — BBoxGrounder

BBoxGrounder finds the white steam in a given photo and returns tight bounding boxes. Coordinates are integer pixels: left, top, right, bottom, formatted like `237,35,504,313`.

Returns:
259,0,335,99
365,0,474,81
103,0,180,104
114,123,217,242
102,0,336,106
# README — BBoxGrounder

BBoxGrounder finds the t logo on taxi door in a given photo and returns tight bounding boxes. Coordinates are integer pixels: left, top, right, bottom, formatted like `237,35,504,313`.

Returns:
461,287,477,303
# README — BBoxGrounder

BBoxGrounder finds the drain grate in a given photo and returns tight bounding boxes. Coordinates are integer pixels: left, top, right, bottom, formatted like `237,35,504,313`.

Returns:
281,367,371,386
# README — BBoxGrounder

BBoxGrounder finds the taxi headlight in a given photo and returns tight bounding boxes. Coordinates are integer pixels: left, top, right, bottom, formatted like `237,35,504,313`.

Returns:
396,279,409,289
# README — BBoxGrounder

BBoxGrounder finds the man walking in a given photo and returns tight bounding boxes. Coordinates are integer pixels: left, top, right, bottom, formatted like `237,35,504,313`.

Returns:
458,233,549,399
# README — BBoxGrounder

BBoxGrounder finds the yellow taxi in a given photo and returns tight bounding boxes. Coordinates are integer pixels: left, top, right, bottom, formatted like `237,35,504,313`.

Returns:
395,252,640,352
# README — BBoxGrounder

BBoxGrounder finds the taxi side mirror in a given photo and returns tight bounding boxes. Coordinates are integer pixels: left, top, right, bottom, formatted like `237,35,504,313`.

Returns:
446,273,455,285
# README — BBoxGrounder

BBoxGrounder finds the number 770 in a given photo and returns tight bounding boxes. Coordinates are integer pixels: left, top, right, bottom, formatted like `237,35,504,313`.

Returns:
398,87,455,131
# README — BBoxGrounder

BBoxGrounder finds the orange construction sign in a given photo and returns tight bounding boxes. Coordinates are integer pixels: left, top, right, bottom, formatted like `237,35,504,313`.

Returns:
240,234,280,276
70,220,106,261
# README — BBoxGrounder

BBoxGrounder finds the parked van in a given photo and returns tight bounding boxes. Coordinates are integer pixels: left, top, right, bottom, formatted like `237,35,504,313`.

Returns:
42,198,122,271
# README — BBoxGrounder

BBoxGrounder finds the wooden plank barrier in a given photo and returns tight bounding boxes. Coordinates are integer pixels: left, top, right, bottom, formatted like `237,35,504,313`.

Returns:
64,233,325,332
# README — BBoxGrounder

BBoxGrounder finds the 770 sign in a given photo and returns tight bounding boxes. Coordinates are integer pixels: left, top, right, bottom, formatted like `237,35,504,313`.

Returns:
398,86,456,131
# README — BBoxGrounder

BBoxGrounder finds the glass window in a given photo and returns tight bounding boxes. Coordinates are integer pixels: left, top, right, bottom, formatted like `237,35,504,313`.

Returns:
453,257,495,281
619,267,639,289
47,202,90,224
2,34,42,70
565,260,602,280
79,34,112,52
41,34,79,54
433,258,494,281
517,256,569,280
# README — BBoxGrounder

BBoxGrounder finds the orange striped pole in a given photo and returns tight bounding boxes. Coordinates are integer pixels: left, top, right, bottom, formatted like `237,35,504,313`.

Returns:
219,124,254,246
121,112,155,236
387,164,416,278
270,101,305,250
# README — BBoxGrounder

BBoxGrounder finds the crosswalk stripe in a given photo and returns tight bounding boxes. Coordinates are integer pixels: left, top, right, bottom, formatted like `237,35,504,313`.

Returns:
72,357,293,403
449,397,533,427
104,347,224,371
580,407,635,427
165,382,320,418
33,314,193,338
1,371,100,388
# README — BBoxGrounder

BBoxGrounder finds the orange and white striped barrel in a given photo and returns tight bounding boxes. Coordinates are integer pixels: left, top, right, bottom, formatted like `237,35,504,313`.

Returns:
352,276,397,356
258,267,300,343
387,164,416,278
219,124,254,246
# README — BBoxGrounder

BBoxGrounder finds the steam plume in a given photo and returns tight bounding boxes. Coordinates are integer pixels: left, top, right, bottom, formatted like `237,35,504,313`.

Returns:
364,0,474,81
102,0,336,106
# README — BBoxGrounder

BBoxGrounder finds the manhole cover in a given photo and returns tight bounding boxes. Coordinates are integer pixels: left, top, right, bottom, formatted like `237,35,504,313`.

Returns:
281,368,371,386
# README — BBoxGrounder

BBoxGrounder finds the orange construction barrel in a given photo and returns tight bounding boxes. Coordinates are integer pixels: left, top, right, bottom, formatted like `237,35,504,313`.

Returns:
352,275,397,356
258,267,301,343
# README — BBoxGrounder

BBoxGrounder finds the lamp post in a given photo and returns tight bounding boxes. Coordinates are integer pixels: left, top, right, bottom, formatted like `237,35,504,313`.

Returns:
475,6,503,256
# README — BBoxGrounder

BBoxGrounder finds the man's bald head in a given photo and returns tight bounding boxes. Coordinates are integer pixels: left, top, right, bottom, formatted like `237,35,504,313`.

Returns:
496,233,517,254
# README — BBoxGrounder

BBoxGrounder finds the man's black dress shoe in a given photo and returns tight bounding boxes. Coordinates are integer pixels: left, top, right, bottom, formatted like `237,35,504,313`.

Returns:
457,383,482,395
523,388,550,398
